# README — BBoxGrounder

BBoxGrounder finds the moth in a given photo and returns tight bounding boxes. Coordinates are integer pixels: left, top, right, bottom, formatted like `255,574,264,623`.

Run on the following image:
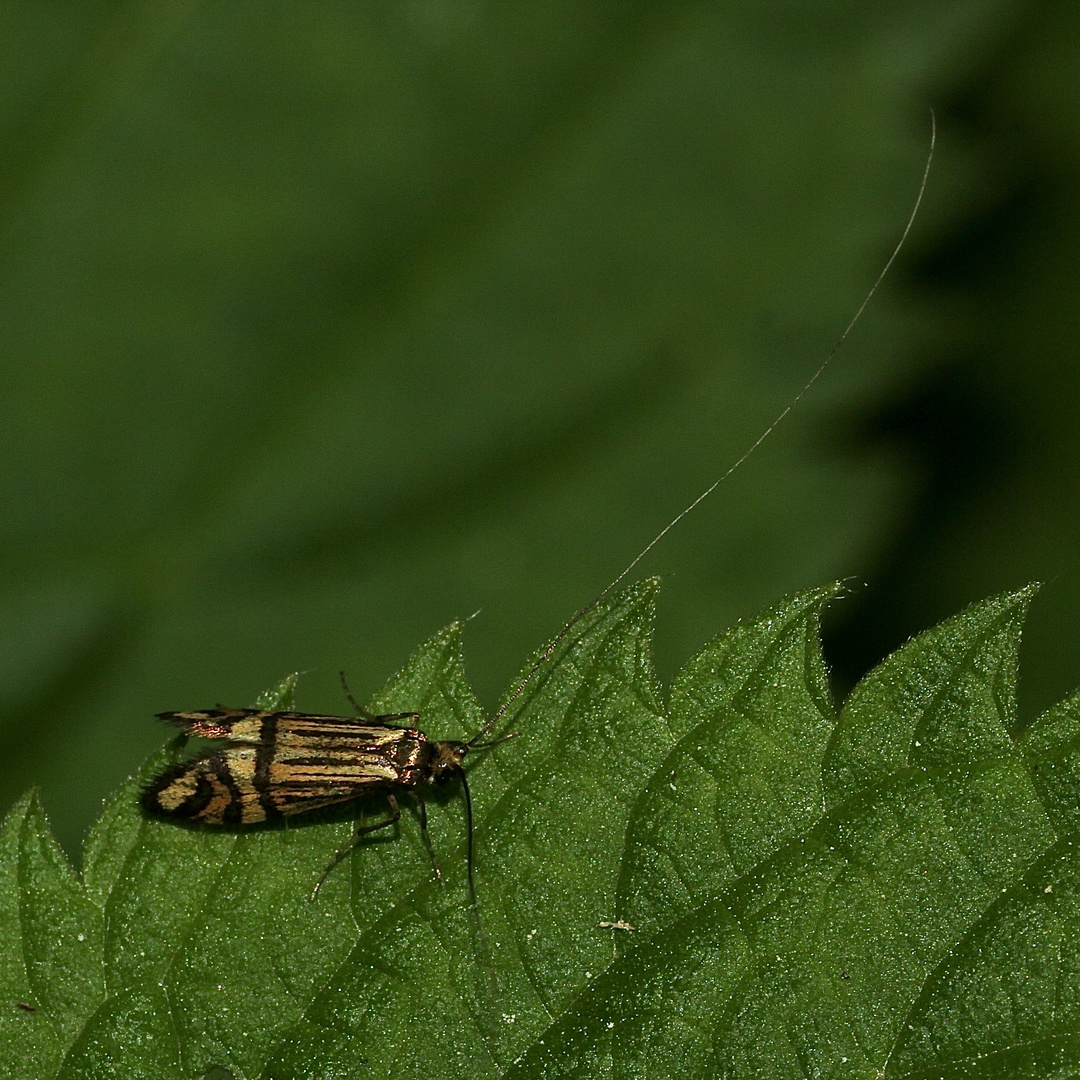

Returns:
144,121,935,902
142,678,516,901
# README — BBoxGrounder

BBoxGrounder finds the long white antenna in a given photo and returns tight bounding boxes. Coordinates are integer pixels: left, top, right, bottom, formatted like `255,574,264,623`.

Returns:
470,111,936,744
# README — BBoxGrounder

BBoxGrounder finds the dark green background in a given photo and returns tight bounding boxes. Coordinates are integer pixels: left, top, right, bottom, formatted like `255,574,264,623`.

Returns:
1,0,1078,859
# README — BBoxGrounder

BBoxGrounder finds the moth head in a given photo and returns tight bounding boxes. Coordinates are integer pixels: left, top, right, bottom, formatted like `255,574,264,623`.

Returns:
430,740,468,784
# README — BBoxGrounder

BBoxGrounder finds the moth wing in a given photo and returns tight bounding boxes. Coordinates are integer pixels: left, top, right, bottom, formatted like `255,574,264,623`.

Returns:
265,717,413,815
142,717,419,825
156,708,268,743
142,750,252,824
258,776,389,817
155,709,410,743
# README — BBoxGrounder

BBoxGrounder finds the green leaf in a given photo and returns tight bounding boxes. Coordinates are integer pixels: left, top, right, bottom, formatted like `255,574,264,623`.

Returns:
4,581,1080,1079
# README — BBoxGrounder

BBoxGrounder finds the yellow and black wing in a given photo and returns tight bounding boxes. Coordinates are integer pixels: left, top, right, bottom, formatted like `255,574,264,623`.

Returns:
142,709,426,825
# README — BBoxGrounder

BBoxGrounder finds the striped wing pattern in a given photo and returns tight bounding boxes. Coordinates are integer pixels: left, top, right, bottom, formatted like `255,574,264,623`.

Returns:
142,708,428,825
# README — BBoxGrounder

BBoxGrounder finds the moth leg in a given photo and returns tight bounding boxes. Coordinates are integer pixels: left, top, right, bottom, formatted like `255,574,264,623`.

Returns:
338,672,420,727
405,789,443,885
370,712,422,728
309,794,402,902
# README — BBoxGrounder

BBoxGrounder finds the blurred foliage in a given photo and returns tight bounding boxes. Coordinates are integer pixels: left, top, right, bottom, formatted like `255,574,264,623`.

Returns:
828,0,1080,719
0,0,1078,859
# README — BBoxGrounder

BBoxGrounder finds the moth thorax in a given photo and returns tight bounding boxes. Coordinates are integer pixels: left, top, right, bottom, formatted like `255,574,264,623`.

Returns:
427,741,468,784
